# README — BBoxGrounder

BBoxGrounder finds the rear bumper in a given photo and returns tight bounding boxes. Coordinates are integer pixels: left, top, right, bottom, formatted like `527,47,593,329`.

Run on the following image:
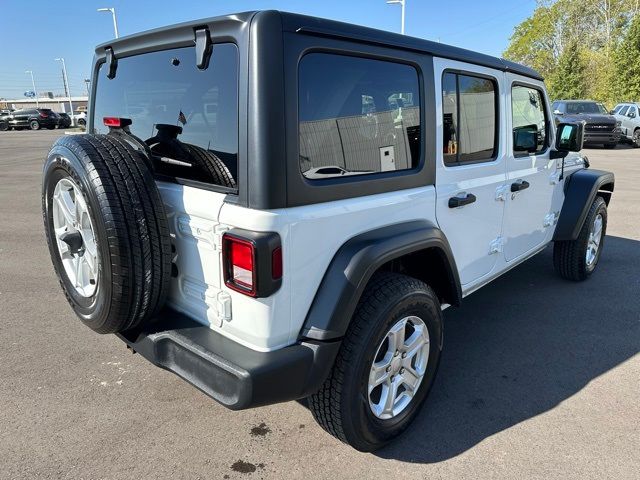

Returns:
117,309,340,410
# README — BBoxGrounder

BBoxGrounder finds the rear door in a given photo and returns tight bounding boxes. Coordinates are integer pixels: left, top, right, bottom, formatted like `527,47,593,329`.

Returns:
434,59,506,287
503,77,557,262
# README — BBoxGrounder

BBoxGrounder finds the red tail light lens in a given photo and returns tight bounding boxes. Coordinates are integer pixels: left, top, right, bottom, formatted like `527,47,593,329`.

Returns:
103,117,132,128
223,235,256,295
271,247,282,280
39,112,48,118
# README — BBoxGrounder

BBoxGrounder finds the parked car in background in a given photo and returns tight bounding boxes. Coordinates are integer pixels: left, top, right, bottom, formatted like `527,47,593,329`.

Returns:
552,100,621,149
0,111,10,131
57,112,72,129
74,111,87,128
2,108,59,130
611,102,640,147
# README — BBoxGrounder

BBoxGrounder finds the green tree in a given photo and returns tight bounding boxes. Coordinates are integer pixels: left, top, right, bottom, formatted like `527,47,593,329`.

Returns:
548,41,587,100
614,13,640,101
504,0,640,104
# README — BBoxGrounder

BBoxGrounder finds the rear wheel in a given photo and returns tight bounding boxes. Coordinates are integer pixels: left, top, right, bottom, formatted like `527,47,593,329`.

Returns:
633,129,640,148
308,272,443,451
43,134,172,333
30,120,40,130
0,122,8,132
553,196,607,281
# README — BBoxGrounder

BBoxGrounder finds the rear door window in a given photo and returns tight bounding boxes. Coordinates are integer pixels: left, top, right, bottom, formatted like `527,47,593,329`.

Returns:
93,43,239,188
298,53,421,179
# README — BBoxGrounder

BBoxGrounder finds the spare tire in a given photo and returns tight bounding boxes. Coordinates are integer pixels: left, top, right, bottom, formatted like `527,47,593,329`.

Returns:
42,134,172,333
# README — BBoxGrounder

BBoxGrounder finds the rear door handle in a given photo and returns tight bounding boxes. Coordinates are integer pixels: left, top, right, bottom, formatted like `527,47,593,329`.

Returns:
448,193,477,208
510,180,530,192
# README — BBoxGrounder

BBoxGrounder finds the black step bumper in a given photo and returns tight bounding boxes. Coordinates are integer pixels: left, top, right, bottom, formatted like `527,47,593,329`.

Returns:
117,309,341,410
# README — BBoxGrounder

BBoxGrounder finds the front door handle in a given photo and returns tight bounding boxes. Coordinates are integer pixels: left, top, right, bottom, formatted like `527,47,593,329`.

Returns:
448,193,477,208
511,180,530,192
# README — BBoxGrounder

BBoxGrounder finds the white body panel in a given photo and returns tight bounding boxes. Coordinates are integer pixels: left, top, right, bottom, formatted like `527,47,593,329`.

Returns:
219,187,438,350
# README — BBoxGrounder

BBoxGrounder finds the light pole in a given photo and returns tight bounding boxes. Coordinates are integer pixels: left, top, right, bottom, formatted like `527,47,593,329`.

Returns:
97,7,119,38
386,0,406,35
25,70,39,107
55,58,74,118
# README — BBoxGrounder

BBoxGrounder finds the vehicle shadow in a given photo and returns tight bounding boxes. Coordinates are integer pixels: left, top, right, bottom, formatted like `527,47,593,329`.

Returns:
375,235,639,463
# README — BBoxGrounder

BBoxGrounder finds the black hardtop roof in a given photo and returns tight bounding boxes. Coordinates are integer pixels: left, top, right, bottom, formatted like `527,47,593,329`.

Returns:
96,10,543,81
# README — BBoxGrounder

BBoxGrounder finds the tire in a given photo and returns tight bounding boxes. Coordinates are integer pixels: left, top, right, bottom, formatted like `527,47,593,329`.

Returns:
183,143,236,188
553,196,607,281
47,125,56,130
42,134,172,333
633,129,640,148
604,143,616,149
78,118,86,127
30,120,40,130
0,122,8,132
308,272,443,451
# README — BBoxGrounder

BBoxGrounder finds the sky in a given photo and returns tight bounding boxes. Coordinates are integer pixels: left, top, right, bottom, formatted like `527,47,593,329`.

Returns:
0,0,537,100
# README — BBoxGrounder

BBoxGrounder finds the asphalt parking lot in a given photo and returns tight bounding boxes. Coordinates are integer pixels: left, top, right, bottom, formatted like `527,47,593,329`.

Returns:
1,129,638,479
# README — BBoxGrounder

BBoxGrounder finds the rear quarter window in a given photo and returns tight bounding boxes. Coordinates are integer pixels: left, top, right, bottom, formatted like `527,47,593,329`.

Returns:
298,53,421,180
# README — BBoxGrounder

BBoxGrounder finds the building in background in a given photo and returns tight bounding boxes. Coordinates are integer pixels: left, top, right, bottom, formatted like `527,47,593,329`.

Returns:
0,96,88,113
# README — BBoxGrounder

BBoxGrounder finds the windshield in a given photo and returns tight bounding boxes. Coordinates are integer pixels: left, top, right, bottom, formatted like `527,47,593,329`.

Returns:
93,43,239,189
566,102,600,114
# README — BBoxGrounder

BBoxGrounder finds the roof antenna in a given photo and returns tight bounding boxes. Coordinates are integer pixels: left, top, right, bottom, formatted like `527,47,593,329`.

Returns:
194,27,213,70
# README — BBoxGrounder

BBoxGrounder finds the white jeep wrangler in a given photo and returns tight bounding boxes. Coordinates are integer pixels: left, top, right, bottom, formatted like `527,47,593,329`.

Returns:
42,11,614,451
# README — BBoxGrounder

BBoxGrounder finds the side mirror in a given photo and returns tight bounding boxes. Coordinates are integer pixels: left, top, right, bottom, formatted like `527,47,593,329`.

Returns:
555,122,584,152
628,112,636,119
513,124,538,153
553,109,562,115
609,110,616,115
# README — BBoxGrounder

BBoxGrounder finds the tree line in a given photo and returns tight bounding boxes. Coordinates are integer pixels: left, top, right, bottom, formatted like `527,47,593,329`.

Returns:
504,0,640,106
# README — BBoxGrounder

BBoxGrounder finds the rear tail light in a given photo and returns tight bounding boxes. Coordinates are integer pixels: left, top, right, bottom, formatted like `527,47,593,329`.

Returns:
103,117,132,128
222,230,282,297
225,236,255,294
39,112,48,118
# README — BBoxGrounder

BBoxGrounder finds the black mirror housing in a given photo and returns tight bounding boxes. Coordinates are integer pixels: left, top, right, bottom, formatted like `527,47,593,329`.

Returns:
513,124,538,153
555,122,584,152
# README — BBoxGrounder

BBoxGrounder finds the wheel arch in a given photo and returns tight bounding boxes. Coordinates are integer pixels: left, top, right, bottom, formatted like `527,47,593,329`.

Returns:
554,168,615,241
299,220,461,342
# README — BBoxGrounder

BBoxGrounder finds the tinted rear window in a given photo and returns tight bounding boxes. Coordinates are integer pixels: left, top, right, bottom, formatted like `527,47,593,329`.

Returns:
93,43,239,189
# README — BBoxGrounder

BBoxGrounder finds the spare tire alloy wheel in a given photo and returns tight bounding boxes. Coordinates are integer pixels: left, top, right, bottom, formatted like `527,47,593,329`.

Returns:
43,134,171,334
30,120,40,130
52,178,99,297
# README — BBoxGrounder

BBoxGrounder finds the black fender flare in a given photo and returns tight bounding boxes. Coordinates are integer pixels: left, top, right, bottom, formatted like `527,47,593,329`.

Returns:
554,169,615,241
300,220,462,341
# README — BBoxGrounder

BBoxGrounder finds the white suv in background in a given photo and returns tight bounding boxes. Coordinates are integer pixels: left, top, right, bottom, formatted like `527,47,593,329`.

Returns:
612,102,640,147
